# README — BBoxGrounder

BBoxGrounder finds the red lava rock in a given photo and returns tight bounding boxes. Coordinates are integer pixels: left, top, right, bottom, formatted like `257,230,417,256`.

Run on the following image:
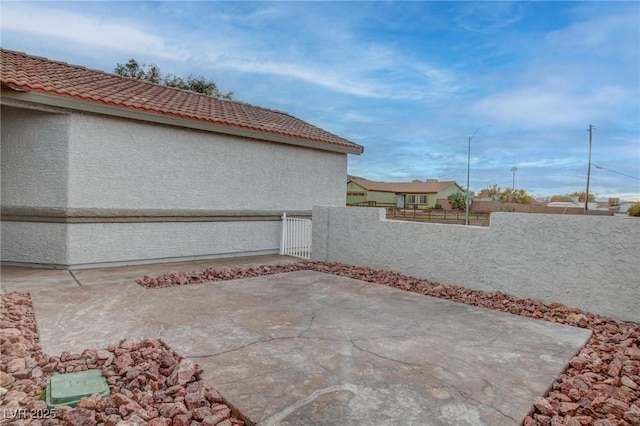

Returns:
62,407,96,426
169,401,189,418
167,358,197,386
173,413,193,426
0,370,16,387
114,352,134,375
147,417,172,426
193,406,213,420
77,397,97,409
558,401,580,415
205,385,224,403
534,396,556,416
622,375,638,390
202,411,231,426
569,355,589,370
603,397,630,417
624,404,640,425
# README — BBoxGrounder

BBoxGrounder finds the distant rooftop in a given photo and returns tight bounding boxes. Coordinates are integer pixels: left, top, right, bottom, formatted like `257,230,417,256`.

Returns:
349,177,460,193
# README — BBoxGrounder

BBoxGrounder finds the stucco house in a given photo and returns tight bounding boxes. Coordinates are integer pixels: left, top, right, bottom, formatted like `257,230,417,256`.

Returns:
347,178,462,209
0,49,363,268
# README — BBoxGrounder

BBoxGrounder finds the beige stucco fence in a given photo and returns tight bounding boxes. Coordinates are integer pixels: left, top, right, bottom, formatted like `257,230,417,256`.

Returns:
312,206,640,323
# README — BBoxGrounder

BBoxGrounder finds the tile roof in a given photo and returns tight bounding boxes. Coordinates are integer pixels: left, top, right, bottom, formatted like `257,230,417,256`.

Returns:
0,49,363,154
350,178,460,193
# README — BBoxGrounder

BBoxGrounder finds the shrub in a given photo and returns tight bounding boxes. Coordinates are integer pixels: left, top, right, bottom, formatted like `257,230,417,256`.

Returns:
628,202,640,217
447,193,466,211
434,203,443,210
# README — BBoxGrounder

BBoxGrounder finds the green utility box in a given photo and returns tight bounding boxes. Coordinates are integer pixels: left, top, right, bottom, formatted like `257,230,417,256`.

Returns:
46,369,110,408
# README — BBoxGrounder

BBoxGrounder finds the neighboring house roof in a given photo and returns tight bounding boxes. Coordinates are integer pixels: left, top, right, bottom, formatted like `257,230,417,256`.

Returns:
349,178,460,194
0,48,363,155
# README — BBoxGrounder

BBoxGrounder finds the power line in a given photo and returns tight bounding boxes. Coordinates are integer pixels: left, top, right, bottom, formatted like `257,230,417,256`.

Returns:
592,164,640,181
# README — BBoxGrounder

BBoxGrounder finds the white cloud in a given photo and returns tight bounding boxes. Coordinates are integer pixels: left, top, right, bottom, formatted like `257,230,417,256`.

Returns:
1,2,458,102
0,3,189,60
469,82,633,130
545,9,639,56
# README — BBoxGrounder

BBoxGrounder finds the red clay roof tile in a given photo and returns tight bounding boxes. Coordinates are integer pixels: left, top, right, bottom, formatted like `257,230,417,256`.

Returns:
0,49,363,154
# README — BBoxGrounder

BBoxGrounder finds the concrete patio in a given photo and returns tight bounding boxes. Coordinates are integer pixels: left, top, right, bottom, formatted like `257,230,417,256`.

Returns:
1,257,591,425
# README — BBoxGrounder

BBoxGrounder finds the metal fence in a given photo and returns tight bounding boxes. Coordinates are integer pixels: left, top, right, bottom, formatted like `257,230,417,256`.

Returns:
280,213,312,259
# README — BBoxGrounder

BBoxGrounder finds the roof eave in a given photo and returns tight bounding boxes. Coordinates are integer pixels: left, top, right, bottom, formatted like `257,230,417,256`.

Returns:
1,88,363,155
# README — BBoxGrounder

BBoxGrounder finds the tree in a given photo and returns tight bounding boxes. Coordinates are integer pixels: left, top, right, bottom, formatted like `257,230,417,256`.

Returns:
164,74,233,99
477,185,533,204
447,192,466,211
114,59,161,83
499,188,533,204
114,59,233,99
569,191,596,202
476,184,501,199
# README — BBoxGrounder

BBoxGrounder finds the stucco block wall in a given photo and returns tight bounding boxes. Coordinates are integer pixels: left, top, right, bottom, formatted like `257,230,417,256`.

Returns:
67,113,347,210
1,106,70,208
313,206,640,323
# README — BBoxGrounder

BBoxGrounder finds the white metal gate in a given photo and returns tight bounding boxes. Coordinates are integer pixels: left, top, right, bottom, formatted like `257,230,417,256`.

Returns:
280,213,312,259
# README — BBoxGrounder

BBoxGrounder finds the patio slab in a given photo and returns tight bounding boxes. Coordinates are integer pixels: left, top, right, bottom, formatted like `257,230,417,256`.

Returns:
0,254,298,291
0,266,80,293
29,270,591,426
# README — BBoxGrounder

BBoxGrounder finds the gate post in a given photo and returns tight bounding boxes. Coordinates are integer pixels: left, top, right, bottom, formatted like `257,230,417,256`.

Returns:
280,212,287,255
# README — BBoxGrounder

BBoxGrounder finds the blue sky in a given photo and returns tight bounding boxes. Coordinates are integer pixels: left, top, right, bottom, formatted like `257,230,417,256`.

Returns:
2,1,639,200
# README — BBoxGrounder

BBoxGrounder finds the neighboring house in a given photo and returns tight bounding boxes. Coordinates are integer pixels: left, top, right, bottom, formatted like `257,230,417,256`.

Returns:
347,178,462,209
0,49,363,268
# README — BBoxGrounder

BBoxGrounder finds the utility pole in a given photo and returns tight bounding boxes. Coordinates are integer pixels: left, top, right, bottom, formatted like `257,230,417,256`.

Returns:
510,166,518,190
465,135,471,226
585,124,595,213
465,126,490,225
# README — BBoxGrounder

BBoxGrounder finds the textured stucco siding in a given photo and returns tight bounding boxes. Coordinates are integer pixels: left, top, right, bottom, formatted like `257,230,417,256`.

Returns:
1,106,70,208
1,222,68,265
2,106,349,267
64,221,281,266
313,207,640,323
1,220,281,267
67,113,347,210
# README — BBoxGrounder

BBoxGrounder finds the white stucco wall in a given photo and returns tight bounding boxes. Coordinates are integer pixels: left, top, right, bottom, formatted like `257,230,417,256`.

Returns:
0,106,70,208
313,207,640,323
1,222,68,265
2,106,351,267
64,221,281,266
1,220,280,267
67,113,347,210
